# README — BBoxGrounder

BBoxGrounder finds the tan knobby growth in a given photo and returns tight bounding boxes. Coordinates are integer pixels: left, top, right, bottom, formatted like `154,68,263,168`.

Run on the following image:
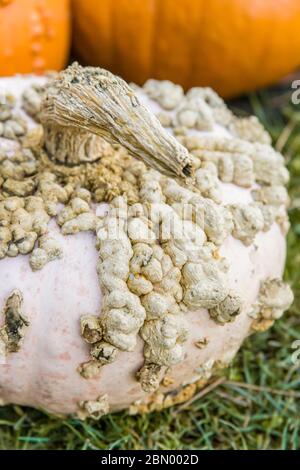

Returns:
77,394,109,420
0,290,29,355
30,234,63,271
249,278,294,332
0,92,27,141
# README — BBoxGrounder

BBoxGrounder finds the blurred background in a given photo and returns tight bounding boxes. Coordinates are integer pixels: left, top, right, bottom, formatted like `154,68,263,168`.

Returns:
0,0,300,450
1,0,300,97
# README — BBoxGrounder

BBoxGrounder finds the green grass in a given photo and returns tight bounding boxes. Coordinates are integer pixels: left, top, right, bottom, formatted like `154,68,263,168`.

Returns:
0,84,300,450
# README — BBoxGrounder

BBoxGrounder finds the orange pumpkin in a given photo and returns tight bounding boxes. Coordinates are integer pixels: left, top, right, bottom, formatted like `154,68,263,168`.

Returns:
0,0,70,76
72,0,300,97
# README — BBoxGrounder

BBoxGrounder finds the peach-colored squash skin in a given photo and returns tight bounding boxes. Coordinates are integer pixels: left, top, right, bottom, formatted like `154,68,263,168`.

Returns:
0,77,286,415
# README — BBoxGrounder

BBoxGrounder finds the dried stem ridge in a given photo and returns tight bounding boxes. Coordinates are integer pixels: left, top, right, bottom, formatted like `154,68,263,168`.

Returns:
40,63,193,179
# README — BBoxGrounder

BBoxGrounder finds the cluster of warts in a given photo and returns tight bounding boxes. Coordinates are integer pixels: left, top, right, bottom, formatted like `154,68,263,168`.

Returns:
249,278,293,332
0,93,27,141
77,394,109,421
0,64,293,418
142,79,271,145
129,358,228,415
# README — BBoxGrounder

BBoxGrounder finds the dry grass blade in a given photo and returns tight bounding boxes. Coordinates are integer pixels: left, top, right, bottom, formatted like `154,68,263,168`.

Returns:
224,380,300,399
175,377,226,413
275,120,296,153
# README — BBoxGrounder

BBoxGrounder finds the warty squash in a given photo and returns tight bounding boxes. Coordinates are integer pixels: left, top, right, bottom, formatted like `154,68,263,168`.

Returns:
0,64,293,418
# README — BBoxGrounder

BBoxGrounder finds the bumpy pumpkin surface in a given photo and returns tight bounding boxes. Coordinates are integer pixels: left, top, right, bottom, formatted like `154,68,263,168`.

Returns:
72,0,300,97
0,0,70,76
0,65,293,418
